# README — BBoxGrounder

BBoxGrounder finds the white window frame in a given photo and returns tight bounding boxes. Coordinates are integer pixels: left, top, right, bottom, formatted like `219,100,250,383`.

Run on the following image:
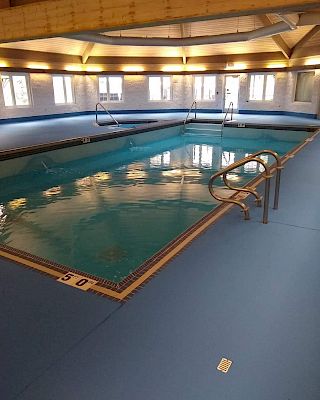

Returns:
193,75,216,101
293,71,314,103
0,72,32,108
248,73,275,102
148,76,172,101
52,75,75,105
98,76,124,102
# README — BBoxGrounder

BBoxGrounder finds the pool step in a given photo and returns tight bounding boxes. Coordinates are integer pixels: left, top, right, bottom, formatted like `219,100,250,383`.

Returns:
184,123,222,135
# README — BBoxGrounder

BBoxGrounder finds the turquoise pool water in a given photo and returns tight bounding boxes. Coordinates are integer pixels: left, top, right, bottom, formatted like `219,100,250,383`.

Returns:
0,126,310,282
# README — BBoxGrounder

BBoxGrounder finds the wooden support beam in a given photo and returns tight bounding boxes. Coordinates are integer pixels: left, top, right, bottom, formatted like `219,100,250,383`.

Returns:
180,23,189,65
291,25,320,57
298,11,320,25
81,42,95,64
290,44,320,58
257,14,292,59
0,0,319,43
0,46,288,63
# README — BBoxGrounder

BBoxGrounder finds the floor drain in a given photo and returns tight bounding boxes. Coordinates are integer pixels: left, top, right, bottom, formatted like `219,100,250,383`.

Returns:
217,358,233,373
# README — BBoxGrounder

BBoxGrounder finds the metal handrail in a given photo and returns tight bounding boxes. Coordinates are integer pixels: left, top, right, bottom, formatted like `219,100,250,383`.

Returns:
95,102,119,126
221,101,234,133
250,149,283,209
183,100,197,126
208,153,276,224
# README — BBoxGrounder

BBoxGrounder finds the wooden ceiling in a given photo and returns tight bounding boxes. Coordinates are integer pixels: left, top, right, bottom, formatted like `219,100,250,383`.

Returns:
0,1,319,71
0,0,319,42
0,14,318,58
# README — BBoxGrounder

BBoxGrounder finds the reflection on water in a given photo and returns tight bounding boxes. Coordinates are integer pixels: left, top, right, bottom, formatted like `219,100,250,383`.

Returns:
222,151,235,167
0,133,302,282
192,145,213,167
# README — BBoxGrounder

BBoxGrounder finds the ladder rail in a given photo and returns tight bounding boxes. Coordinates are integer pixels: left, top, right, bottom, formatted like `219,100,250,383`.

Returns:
208,151,282,224
250,149,283,209
95,102,119,126
221,101,234,134
217,150,282,209
183,100,197,127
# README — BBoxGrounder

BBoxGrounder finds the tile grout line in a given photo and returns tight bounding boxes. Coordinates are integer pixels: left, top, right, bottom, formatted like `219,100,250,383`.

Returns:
250,215,320,233
267,220,320,233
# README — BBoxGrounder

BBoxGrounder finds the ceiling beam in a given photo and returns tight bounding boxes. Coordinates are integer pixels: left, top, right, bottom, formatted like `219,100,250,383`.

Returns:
0,47,288,66
81,42,95,64
0,0,319,43
291,25,320,57
297,11,320,25
257,14,292,59
290,44,320,58
180,23,188,65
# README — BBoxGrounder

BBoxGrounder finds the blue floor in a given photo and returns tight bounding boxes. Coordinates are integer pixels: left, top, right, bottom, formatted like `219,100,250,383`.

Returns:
0,112,320,151
1,116,320,399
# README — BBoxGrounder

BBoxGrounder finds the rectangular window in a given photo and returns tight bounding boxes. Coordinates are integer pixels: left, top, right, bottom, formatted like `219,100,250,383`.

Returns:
294,71,314,102
1,73,30,107
52,75,74,104
149,76,172,101
249,74,275,101
194,75,216,100
98,76,123,102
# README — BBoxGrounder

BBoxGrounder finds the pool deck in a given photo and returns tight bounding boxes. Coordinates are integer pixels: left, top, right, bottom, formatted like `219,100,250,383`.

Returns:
0,112,320,151
1,114,320,399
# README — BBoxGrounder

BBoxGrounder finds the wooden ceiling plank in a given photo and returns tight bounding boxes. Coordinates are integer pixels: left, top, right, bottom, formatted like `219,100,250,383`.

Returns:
0,0,319,43
257,14,292,59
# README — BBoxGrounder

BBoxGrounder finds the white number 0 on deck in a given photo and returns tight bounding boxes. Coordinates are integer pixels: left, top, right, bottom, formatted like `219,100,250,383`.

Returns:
57,272,98,291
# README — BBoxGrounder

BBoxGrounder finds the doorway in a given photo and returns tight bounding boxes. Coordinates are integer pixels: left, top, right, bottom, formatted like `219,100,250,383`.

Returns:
224,75,240,111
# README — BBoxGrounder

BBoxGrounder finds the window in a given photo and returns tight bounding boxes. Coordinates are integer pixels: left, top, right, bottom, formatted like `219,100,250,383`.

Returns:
98,76,123,102
294,71,314,102
249,74,275,101
194,75,216,100
52,75,74,104
1,73,31,107
149,76,171,101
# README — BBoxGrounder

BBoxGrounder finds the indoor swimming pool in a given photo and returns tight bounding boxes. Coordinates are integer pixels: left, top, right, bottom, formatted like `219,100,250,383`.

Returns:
0,123,313,297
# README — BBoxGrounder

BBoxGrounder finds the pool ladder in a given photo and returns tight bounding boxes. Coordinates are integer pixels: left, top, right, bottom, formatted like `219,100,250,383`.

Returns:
221,102,234,135
208,150,283,224
184,100,234,135
183,100,197,129
95,102,119,127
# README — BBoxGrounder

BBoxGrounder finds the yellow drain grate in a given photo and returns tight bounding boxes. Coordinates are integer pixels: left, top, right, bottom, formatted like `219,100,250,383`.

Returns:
217,358,233,373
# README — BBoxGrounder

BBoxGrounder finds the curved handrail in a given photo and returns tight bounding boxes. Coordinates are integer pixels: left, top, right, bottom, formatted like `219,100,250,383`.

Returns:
221,101,234,133
222,173,262,207
208,154,273,224
95,102,119,126
183,100,197,126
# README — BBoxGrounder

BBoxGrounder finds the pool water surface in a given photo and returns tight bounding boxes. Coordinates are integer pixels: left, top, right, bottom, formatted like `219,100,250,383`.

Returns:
0,126,311,283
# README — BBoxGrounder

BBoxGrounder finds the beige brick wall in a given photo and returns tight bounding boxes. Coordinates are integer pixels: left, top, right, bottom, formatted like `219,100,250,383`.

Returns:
0,71,319,119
